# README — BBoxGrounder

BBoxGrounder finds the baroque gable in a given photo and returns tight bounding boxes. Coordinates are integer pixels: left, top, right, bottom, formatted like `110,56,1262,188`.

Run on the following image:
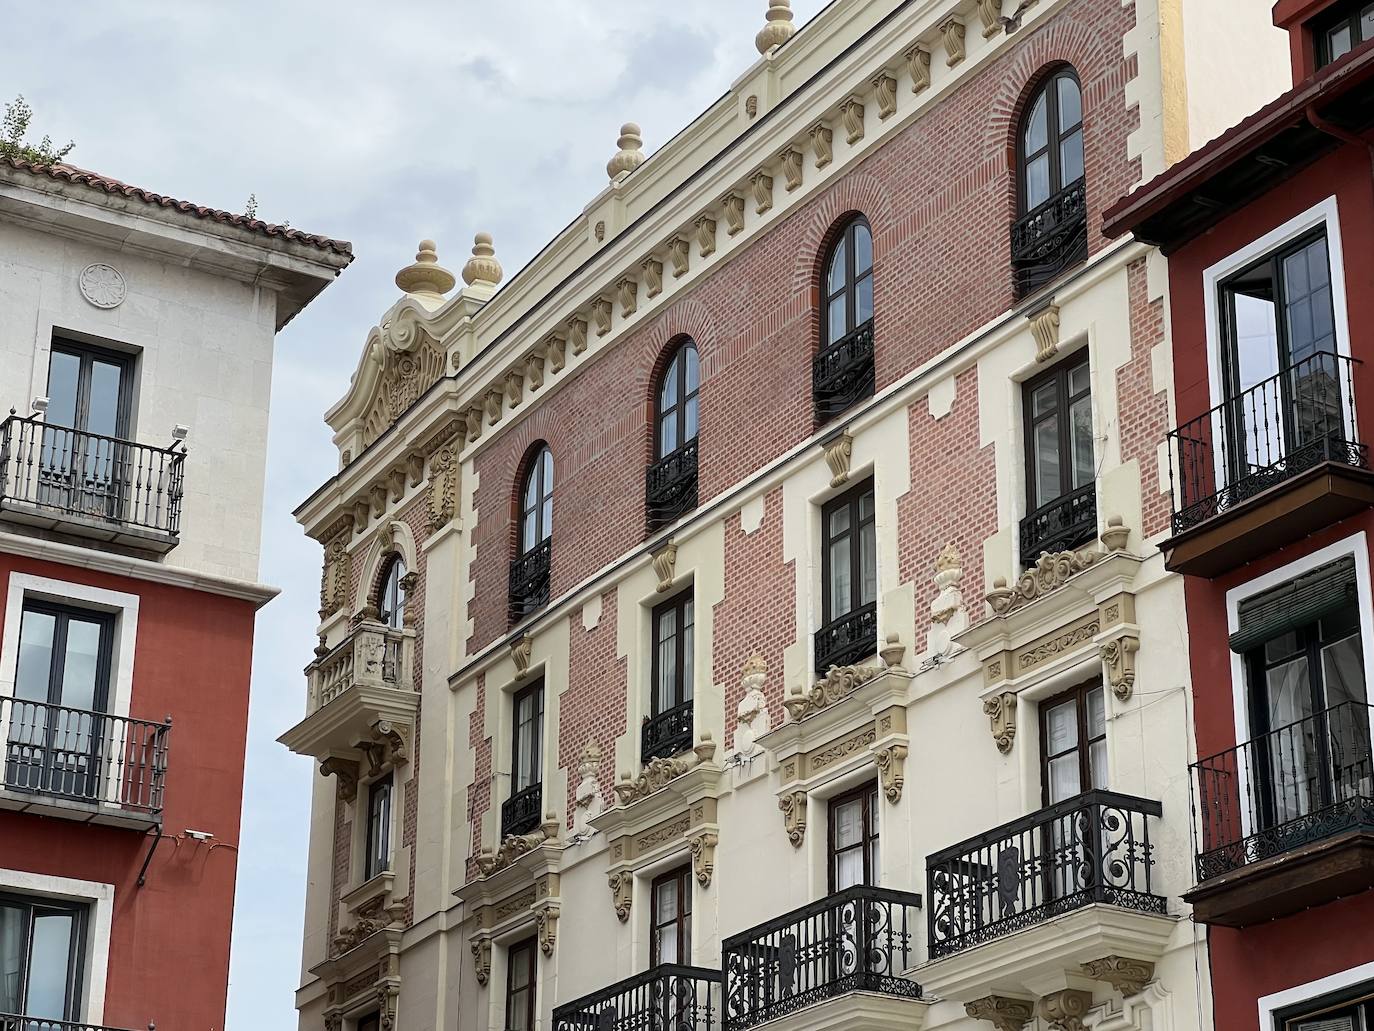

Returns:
361,308,448,446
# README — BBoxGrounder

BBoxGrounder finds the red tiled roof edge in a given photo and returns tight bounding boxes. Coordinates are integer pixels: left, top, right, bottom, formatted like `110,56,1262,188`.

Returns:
0,155,354,259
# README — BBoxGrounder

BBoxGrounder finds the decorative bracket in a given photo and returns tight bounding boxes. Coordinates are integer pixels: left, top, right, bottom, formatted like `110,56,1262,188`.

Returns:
905,43,931,93
511,635,533,678
608,870,633,922
688,829,719,886
320,756,360,802
1038,988,1094,1031
965,995,1034,1031
1100,635,1140,701
535,902,560,956
983,692,1018,754
779,790,808,847
874,743,908,803
1029,301,1061,363
822,430,854,487
1081,955,1156,997
942,18,967,66
652,541,679,593
471,936,492,985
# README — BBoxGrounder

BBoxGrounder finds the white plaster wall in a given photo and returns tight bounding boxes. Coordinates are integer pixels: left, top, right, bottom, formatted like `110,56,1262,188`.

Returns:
1181,0,1291,153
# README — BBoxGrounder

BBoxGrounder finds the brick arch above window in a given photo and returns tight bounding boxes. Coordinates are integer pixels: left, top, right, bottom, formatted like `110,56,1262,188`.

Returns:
788,172,894,298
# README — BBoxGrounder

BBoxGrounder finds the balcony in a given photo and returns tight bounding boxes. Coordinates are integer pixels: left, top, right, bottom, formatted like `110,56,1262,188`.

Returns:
642,698,694,764
0,697,168,828
1164,351,1374,576
647,439,699,532
553,964,722,1031
0,413,186,553
1020,483,1096,567
722,885,924,1031
278,619,416,761
1,1016,151,1031
501,781,542,838
509,538,552,624
1187,701,1374,927
814,602,876,675
1011,178,1087,297
813,319,874,424
922,791,1173,1003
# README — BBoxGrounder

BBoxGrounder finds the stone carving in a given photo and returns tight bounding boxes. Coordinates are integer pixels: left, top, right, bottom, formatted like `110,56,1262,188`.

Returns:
983,692,1017,754
642,257,664,298
331,894,403,957
873,72,898,119
880,633,907,670
461,232,503,287
504,368,524,409
325,1013,343,1031
636,814,690,854
809,122,834,168
906,43,932,92
985,549,1101,616
751,170,775,214
784,664,881,722
1101,514,1130,552
395,238,456,302
464,404,484,442
319,517,354,619
511,635,533,678
733,655,771,757
483,388,504,427
608,870,633,922
965,996,1034,1030
613,736,715,806
689,830,719,886
526,350,545,392
320,756,360,802
369,484,388,519
755,0,796,53
573,739,605,836
839,96,865,144
471,938,492,986
1101,636,1140,701
779,790,808,847
536,905,559,955
810,726,876,773
607,122,646,179
779,146,803,192
723,193,746,236
1081,956,1155,997
362,307,446,446
594,220,606,242
617,275,639,317
79,263,126,309
942,18,967,65
745,94,758,119
1019,619,1099,672
476,814,559,877
695,215,717,257
927,542,968,658
1038,989,1094,1031
592,295,613,337
543,332,568,372
978,0,1003,36
652,541,678,592
875,743,908,803
364,720,410,774
567,316,589,355
822,431,853,487
668,236,691,279
1030,302,1061,363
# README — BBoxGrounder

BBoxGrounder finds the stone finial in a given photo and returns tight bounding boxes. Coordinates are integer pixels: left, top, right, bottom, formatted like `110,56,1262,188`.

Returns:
756,0,796,54
395,239,456,302
461,233,503,288
607,123,646,180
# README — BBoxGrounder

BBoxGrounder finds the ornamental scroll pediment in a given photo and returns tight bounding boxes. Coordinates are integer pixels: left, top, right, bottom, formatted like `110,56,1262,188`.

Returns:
361,307,446,446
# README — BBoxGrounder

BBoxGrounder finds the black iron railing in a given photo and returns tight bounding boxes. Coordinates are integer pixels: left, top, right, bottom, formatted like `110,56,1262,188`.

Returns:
1168,351,1363,535
1020,482,1097,565
813,320,875,423
814,602,877,674
501,781,543,838
1011,178,1088,297
0,413,185,538
1191,701,1374,882
647,439,699,531
642,698,694,764
926,789,1164,958
1,697,169,817
722,885,922,1031
509,538,552,623
553,964,722,1031
0,1015,150,1031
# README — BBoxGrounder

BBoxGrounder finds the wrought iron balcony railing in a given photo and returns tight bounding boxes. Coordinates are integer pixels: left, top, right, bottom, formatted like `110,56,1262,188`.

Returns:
642,698,694,764
1011,178,1088,297
1168,351,1364,536
0,1015,151,1031
926,789,1165,958
553,963,722,1031
1191,701,1374,883
0,697,169,818
647,439,699,531
814,602,877,675
722,884,923,1031
501,781,543,838
1020,482,1097,565
813,319,875,423
307,621,412,713
509,538,552,624
0,413,186,540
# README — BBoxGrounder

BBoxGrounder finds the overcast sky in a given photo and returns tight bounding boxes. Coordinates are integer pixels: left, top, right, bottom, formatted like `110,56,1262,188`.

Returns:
1,2,829,1026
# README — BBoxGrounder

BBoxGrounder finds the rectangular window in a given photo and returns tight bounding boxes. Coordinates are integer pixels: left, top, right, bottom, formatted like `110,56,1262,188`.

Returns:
365,774,393,881
356,1014,380,1031
1316,1,1374,66
506,938,538,1031
6,600,115,801
817,480,877,672
502,681,544,838
1039,681,1107,806
650,867,693,967
644,592,696,763
1279,989,1374,1029
0,893,87,1020
827,781,880,893
1021,354,1095,563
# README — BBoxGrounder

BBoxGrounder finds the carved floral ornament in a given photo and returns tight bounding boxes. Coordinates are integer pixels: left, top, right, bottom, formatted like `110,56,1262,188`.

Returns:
319,719,411,801
613,735,717,807
471,937,492,985
783,662,881,723
985,548,1100,617
982,691,1017,754
1081,955,1156,997
360,306,447,447
651,541,678,592
476,813,560,878
965,995,1034,1031
330,894,404,958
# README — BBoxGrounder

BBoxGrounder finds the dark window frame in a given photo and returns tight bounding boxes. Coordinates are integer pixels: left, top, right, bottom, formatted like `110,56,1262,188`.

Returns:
820,479,876,628
1315,0,1374,66
1016,66,1084,217
355,1014,381,1031
655,339,701,462
1037,680,1107,808
827,780,880,893
518,445,554,557
821,216,875,349
364,773,393,881
1022,352,1094,517
0,891,88,1020
505,938,538,1031
651,591,694,717
46,337,135,440
15,598,115,713
511,680,544,794
649,866,694,967
376,554,407,629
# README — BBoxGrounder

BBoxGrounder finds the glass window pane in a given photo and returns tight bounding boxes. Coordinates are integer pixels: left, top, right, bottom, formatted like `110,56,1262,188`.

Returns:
854,224,873,274
684,345,699,392
541,498,552,540
46,351,81,431
684,396,699,442
828,239,848,297
682,602,695,702
829,540,852,617
860,522,877,606
1046,699,1079,754
541,449,553,492
522,511,536,553
1025,154,1051,210
0,904,22,1012
1087,687,1106,737
1364,5,1374,41
59,617,103,711
27,911,77,1021
660,413,678,457
16,609,56,703
656,877,678,922
1048,753,1081,803
1060,128,1084,186
1057,75,1082,129
86,360,124,438
1089,740,1108,791
660,362,679,411
1265,657,1313,732
828,296,847,344
1032,381,1058,418
829,505,851,538
833,797,863,848
1330,23,1354,61
1322,634,1367,708
1024,91,1048,154
834,849,863,891
1069,362,1091,398
1034,416,1062,504
856,275,874,325
859,491,875,523
1070,396,1094,489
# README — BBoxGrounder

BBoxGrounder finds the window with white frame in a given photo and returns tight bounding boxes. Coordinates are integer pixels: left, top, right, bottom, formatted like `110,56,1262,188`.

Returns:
0,891,89,1021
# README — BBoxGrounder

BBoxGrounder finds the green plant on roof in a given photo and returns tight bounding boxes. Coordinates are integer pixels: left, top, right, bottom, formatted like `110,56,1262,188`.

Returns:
1,95,75,165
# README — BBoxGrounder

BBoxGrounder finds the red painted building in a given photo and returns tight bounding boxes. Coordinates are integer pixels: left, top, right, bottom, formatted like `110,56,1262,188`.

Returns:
0,159,350,1031
1106,3,1374,1027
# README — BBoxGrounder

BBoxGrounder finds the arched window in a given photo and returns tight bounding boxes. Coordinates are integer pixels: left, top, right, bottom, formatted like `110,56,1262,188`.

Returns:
655,340,700,460
519,445,554,555
1013,67,1088,296
377,555,407,629
814,216,876,423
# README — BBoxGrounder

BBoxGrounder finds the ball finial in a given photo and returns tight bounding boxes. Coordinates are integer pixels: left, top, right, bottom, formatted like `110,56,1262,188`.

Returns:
607,122,646,180
756,0,796,54
395,238,456,300
462,232,503,287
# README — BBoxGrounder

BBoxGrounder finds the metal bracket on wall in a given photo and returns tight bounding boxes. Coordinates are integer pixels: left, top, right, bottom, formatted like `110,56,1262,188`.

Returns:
137,826,164,887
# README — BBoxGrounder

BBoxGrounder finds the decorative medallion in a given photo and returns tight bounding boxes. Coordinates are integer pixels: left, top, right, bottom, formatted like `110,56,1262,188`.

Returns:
79,263,126,309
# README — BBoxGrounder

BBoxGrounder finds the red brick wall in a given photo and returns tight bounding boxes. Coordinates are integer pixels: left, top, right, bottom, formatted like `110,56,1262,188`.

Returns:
561,590,627,827
1119,258,1171,538
467,672,491,880
466,0,1141,654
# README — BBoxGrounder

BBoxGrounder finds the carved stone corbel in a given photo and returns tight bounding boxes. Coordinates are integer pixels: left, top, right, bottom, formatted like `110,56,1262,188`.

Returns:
688,830,719,887
407,451,426,486
1037,989,1094,1031
809,121,834,168
504,368,525,408
526,350,545,392
465,404,485,442
779,146,804,191
942,18,967,66
983,692,1017,754
376,983,399,1031
966,996,1034,1030
617,275,639,317
1101,636,1139,701
471,937,492,986
751,169,775,214
695,215,717,257
387,468,406,502
608,870,633,922
723,193,746,236
368,720,410,772
668,236,691,278
779,790,808,847
1081,956,1155,997
511,635,533,678
822,430,854,487
978,0,1003,36
567,316,589,355
642,257,664,298
906,43,932,92
483,388,504,426
652,541,678,592
369,484,388,519
592,295,613,336
543,332,567,372
874,743,908,803
535,904,559,956
873,73,898,119
1029,302,1061,363
839,95,865,144
320,756,360,802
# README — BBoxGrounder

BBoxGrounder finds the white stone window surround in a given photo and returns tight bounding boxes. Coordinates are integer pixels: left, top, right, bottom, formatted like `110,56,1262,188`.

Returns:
808,760,883,899
1223,531,1374,844
1200,195,1354,490
1257,959,1374,1029
0,866,115,1025
632,847,697,968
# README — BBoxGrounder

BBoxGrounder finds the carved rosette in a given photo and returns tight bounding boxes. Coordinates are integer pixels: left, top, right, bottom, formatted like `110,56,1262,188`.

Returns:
779,790,808,847
1037,989,1094,1031
608,870,633,922
784,663,881,722
1081,955,1155,997
875,743,908,803
983,692,1017,754
965,996,1034,1031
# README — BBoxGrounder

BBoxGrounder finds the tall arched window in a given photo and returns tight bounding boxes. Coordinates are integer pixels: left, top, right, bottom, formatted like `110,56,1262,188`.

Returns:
647,340,700,530
510,444,553,622
377,555,407,629
814,216,876,423
1013,67,1088,296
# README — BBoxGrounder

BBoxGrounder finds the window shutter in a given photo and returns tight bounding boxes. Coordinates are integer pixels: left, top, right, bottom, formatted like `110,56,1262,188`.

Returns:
1229,557,1358,654
1291,1018,1355,1031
